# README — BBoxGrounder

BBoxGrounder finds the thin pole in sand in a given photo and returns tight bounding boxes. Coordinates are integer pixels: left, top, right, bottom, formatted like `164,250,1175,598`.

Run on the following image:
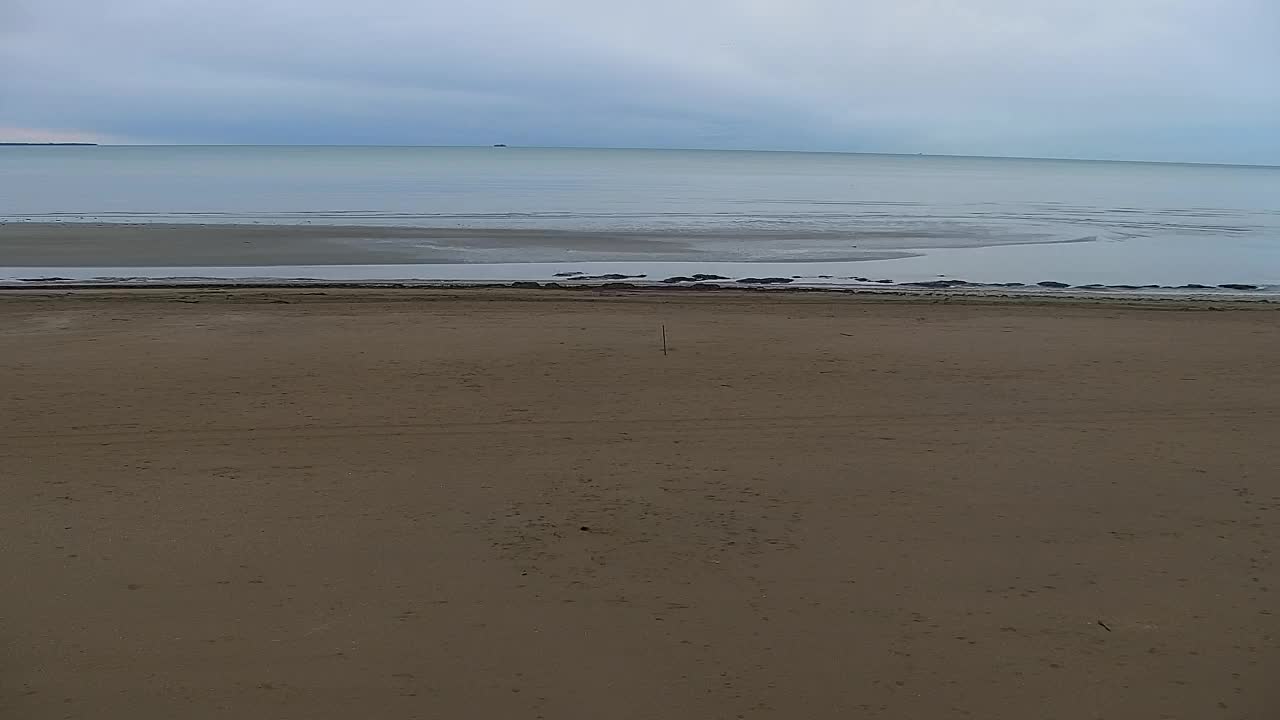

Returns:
662,324,668,356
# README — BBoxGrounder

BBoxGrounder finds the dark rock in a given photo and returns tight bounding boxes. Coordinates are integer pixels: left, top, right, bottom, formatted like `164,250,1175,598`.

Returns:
1074,284,1105,289
1178,284,1212,289
17,277,72,282
510,281,542,289
554,271,585,277
661,273,729,283
874,279,894,284
579,526,591,532
1219,283,1259,291
584,273,646,280
1037,281,1070,288
904,279,972,288
736,277,794,284
599,282,637,290
686,283,722,290
1109,285,1141,290
851,277,870,282
542,282,563,289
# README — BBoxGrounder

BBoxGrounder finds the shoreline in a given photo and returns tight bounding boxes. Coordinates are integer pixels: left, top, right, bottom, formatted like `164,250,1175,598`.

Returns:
3,275,1275,300
3,221,1276,297
3,286,1279,312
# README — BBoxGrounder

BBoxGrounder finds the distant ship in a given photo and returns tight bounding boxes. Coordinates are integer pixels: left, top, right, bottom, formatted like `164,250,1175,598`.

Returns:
492,144,508,148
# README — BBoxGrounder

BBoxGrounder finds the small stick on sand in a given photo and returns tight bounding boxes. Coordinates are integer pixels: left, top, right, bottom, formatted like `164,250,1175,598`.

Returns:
662,324,668,356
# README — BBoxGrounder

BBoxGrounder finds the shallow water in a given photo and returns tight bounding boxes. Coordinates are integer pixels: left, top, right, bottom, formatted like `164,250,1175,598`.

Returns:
2,146,1279,286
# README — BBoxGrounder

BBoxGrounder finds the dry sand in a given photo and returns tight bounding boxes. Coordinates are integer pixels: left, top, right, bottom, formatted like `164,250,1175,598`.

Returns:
2,288,1278,719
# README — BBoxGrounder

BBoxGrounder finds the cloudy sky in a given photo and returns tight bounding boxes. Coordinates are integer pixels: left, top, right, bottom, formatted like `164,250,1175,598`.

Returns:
3,0,1277,163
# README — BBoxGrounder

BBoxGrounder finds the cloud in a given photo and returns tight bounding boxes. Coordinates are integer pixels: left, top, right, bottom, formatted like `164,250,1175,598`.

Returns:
0,126,111,144
2,0,1277,162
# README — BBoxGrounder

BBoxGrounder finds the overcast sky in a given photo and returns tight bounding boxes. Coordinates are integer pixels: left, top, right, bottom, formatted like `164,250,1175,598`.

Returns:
2,0,1277,163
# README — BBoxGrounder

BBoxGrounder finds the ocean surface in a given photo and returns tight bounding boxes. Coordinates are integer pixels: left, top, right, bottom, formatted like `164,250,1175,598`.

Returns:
3,145,1279,292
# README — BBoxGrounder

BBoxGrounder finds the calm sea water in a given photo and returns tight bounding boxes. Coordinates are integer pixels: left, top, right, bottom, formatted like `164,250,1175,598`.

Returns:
3,146,1280,288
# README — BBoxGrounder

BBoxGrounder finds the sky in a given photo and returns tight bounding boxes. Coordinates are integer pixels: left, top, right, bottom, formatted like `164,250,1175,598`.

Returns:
2,0,1277,163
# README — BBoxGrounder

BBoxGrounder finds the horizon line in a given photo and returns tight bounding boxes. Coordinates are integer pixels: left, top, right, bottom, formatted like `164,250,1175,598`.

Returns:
8,142,1279,170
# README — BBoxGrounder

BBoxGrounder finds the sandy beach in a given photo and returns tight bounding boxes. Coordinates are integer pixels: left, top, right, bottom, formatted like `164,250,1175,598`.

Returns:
0,223,920,267
0,223,691,266
2,288,1278,719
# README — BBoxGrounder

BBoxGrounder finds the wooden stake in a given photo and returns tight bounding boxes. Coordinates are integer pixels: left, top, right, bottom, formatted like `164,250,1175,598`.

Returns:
662,324,668,356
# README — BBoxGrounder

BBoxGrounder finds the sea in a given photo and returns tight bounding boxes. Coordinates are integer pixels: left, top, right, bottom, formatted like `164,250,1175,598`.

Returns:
3,146,1279,294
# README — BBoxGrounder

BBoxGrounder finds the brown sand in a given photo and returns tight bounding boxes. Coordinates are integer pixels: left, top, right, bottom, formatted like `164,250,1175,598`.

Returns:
2,289,1278,719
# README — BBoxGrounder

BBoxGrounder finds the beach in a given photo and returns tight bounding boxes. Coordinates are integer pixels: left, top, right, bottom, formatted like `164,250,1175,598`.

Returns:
3,288,1278,719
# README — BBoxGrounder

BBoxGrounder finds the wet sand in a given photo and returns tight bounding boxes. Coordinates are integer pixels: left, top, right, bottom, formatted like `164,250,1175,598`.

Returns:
0,223,917,266
0,222,702,265
2,289,1278,719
